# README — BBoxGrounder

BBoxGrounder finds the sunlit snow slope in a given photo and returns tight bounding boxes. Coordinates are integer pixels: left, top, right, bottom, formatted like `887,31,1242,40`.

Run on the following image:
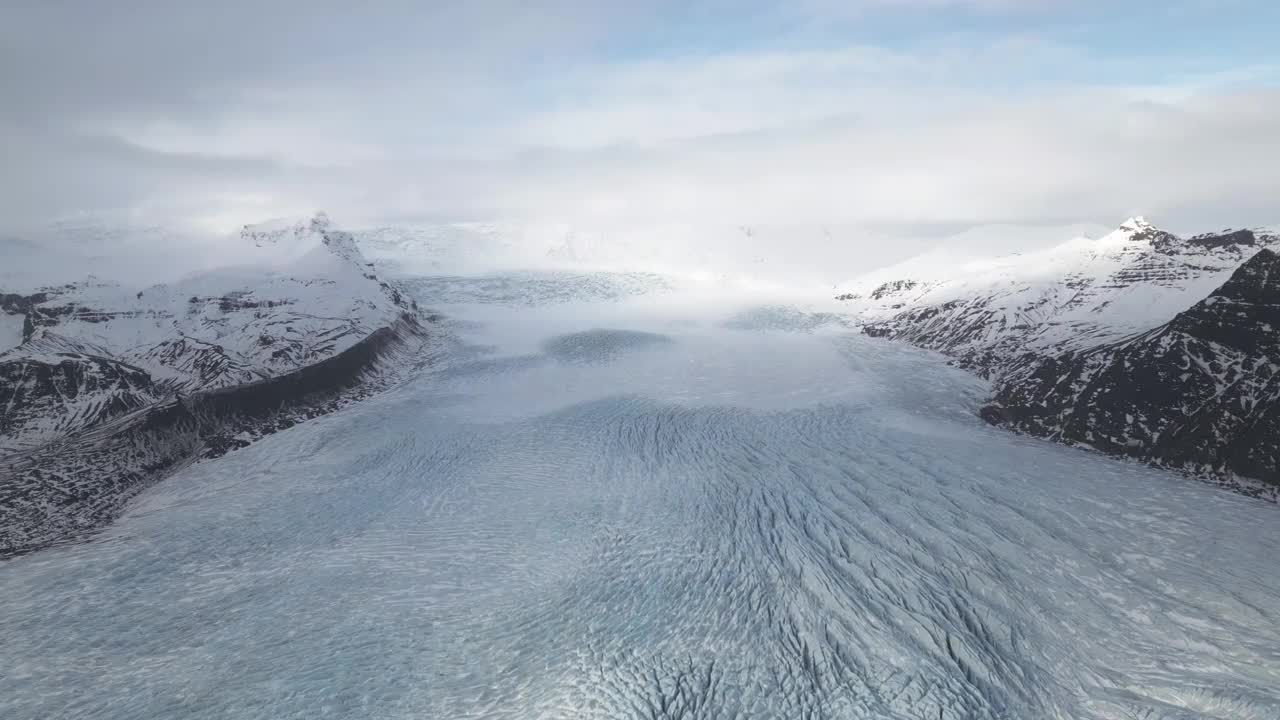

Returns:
1,274,1277,720
836,218,1280,375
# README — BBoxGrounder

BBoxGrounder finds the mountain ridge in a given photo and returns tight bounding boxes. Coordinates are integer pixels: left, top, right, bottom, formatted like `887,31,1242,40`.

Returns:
839,218,1280,494
0,214,440,555
981,248,1280,489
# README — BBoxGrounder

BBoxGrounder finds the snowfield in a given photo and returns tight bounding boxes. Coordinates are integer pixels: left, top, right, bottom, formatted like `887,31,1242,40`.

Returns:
1,273,1276,720
832,218,1280,487
836,218,1280,370
0,214,413,456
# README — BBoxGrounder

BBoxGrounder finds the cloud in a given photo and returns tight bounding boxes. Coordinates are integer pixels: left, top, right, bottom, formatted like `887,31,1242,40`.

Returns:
476,86,1280,228
1,0,1278,245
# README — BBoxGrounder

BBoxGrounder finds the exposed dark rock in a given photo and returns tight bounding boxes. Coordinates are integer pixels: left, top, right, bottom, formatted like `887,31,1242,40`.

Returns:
0,314,433,558
217,291,292,313
4,285,161,345
848,218,1279,494
861,298,1040,380
870,279,918,301
1,213,443,557
134,337,264,389
1186,229,1256,250
978,404,1014,426
981,249,1280,488
0,354,165,449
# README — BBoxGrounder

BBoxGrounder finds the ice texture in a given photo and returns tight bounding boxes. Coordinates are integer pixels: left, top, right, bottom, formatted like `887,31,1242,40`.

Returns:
1,274,1277,720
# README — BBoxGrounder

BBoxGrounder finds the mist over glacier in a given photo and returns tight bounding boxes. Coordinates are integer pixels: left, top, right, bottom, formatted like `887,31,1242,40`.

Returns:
3,271,1277,719
4,212,1125,295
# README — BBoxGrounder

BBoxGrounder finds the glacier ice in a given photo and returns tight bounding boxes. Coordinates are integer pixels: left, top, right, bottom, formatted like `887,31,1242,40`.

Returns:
1,273,1277,720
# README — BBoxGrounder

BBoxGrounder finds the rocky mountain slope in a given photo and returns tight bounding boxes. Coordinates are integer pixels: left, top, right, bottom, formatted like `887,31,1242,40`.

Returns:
840,218,1278,379
838,219,1280,493
1,214,437,555
981,248,1280,485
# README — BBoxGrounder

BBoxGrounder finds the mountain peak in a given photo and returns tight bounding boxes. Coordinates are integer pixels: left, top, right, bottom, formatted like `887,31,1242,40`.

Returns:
1119,216,1153,231
1104,215,1184,252
240,212,332,247
308,211,332,233
234,214,374,278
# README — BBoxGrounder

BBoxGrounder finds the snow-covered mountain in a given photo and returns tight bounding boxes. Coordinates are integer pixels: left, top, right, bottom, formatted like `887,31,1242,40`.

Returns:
1,214,435,555
838,218,1280,490
1,213,416,450
839,218,1278,374
982,248,1280,486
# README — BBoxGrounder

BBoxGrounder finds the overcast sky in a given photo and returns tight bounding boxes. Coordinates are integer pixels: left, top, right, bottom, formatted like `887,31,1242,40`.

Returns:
3,0,1279,238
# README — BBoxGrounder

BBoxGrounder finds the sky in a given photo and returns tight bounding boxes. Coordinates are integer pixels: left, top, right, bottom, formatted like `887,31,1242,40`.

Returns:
2,0,1279,247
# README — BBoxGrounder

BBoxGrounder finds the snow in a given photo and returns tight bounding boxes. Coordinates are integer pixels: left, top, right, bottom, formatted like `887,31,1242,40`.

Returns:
0,213,418,458
1118,215,1153,232
0,311,23,354
935,221,1113,257
1,214,401,393
835,218,1280,364
2,273,1278,719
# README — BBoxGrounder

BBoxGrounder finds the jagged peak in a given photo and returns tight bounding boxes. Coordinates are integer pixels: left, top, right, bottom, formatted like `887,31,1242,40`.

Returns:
1119,216,1154,232
308,211,332,232
1107,219,1259,254
1098,216,1165,246
1098,215,1188,254
235,212,374,275
240,212,332,246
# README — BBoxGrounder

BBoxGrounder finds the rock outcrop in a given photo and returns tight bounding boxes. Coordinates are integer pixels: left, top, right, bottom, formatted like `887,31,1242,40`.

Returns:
980,249,1280,489
838,220,1280,493
0,214,438,555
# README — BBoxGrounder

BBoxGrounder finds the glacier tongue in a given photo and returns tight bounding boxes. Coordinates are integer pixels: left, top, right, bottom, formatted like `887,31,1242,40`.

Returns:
1,273,1277,720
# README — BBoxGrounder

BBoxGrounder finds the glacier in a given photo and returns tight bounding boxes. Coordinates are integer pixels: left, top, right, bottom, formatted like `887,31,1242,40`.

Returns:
1,271,1278,719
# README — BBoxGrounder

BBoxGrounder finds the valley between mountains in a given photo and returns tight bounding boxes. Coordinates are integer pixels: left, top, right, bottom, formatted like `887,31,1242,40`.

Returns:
2,215,1279,719
2,215,1278,557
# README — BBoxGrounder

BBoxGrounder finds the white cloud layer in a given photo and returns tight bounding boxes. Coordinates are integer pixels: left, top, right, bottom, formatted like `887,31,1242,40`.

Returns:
2,1,1277,247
